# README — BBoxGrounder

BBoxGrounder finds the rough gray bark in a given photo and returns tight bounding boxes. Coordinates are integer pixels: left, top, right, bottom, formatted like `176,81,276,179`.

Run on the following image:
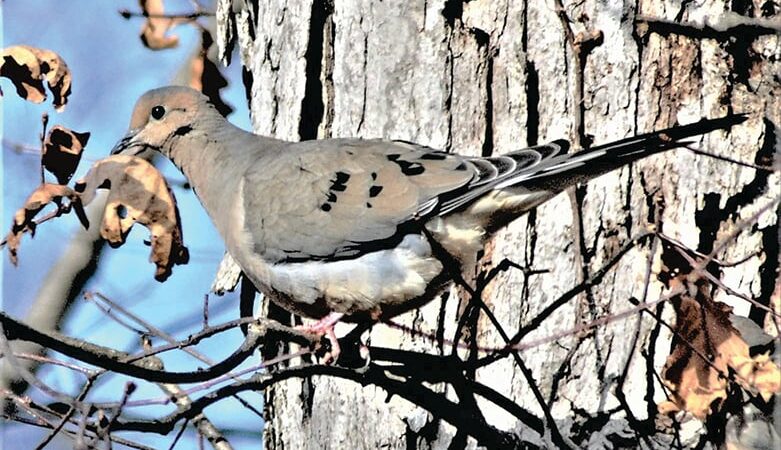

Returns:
217,0,779,448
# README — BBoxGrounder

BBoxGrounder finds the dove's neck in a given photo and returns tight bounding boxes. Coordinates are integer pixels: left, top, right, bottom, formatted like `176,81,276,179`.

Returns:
168,117,286,236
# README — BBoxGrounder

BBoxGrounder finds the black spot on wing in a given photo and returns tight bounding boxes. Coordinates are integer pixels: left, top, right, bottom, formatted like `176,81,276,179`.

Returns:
420,152,448,160
335,171,350,183
320,203,332,212
371,172,377,180
329,171,350,192
394,160,425,176
369,185,383,197
386,153,426,175
326,192,337,202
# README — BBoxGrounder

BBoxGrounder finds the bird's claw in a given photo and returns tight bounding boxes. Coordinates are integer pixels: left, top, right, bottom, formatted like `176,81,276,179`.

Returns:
319,327,341,365
295,312,344,365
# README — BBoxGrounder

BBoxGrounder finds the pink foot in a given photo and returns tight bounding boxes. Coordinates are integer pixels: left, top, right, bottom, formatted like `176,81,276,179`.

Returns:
295,312,344,363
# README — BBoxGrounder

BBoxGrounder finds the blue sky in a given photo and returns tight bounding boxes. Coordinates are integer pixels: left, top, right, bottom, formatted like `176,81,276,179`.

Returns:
2,1,263,448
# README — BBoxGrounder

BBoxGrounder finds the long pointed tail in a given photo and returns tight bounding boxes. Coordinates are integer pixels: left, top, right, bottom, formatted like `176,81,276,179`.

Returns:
436,114,748,216
514,114,748,191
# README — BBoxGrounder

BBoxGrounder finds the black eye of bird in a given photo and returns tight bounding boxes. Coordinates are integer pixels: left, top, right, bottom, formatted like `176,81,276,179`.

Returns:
151,105,166,120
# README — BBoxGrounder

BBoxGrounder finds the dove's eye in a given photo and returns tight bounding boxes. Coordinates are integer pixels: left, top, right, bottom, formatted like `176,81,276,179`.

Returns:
151,105,166,120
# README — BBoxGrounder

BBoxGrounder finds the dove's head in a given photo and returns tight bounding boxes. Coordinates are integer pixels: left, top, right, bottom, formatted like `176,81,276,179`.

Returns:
111,86,215,157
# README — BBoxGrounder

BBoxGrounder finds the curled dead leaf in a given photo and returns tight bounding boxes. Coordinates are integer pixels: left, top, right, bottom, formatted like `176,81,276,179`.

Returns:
26,47,72,111
43,125,91,184
659,248,781,419
188,29,233,117
75,155,189,281
1,46,46,104
3,184,86,265
0,46,72,110
139,0,182,50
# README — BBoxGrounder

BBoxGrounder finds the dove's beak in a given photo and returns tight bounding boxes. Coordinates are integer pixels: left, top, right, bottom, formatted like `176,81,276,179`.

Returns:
110,129,145,155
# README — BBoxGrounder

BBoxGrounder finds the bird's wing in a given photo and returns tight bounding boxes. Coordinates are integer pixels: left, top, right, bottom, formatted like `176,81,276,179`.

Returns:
240,138,569,263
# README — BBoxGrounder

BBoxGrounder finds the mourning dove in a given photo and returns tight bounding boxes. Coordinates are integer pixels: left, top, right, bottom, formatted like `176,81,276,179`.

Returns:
112,86,745,360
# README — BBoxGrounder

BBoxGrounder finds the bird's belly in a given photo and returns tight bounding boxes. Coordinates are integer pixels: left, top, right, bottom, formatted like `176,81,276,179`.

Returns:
252,234,446,319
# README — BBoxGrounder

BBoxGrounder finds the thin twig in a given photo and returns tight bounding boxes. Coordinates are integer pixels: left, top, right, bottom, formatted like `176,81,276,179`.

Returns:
386,288,681,354
111,364,522,448
167,418,190,450
0,322,83,406
106,382,136,433
7,352,96,377
118,9,214,20
39,112,49,184
473,231,655,368
83,293,147,335
663,238,781,318
552,0,604,150
202,294,209,329
110,349,309,410
4,407,156,450
627,297,758,390
34,378,96,450
121,317,259,362
688,147,775,172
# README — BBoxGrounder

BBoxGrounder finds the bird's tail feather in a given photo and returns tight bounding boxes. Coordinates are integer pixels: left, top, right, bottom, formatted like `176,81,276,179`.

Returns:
501,114,748,192
436,114,747,217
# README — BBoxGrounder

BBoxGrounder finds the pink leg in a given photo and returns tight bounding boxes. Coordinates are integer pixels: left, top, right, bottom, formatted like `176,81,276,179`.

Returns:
295,312,344,363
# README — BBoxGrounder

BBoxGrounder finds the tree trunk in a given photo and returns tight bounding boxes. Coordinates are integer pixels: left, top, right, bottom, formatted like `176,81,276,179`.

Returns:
217,0,779,448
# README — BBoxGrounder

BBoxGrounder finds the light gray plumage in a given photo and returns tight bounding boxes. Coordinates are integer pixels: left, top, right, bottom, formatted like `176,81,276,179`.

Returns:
112,86,746,348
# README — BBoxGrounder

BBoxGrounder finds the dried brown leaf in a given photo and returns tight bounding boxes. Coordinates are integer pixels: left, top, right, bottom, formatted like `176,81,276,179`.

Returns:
43,125,90,184
188,29,232,116
25,47,72,111
139,0,181,50
660,270,781,419
1,46,46,104
3,184,84,265
75,155,189,281
0,46,72,110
